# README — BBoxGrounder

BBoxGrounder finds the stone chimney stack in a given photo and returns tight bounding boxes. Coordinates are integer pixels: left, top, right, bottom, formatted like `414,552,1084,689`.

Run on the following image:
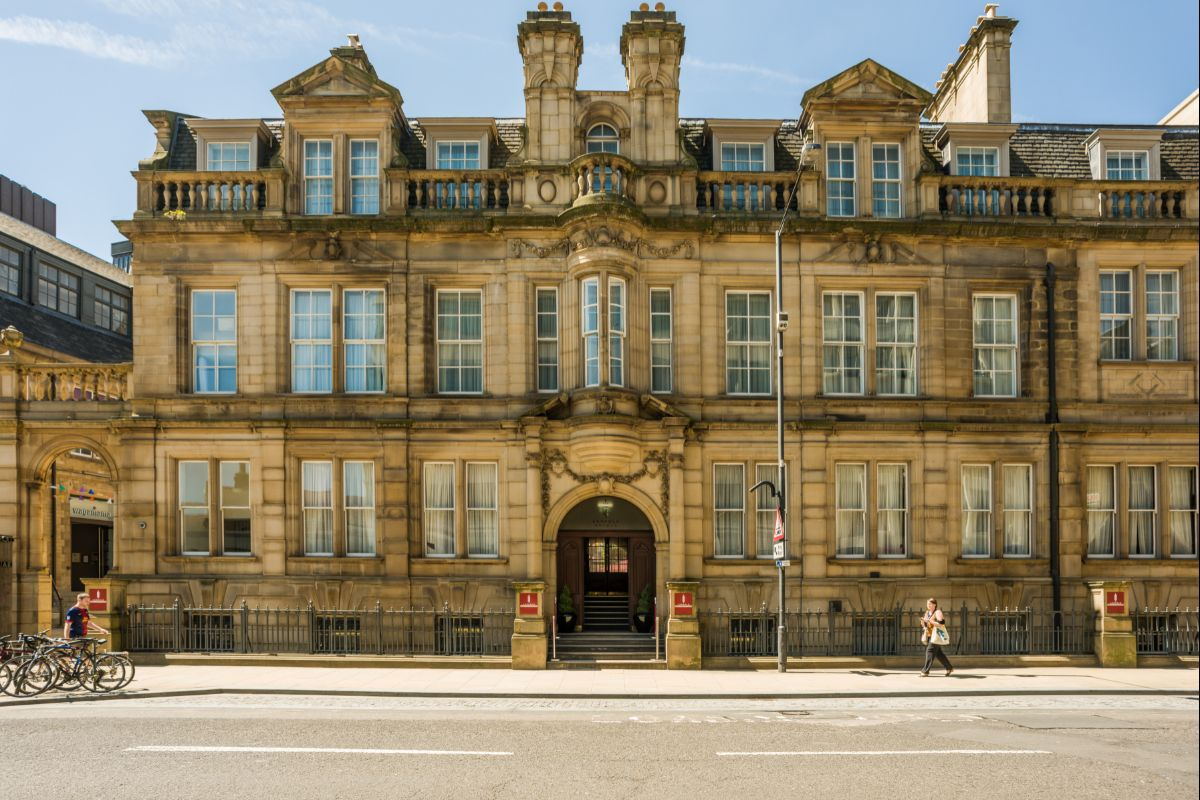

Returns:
621,4,685,164
517,3,583,163
926,4,1018,123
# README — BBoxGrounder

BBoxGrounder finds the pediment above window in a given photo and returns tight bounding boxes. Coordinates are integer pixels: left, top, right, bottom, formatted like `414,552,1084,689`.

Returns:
271,47,403,111
801,59,933,125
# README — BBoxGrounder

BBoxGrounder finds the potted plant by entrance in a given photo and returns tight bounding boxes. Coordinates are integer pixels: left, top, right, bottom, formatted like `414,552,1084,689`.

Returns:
633,583,654,633
557,584,577,633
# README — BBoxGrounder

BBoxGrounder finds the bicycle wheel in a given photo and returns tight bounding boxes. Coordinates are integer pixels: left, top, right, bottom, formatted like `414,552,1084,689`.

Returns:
0,660,15,696
88,654,127,693
13,656,56,696
54,650,94,691
116,655,136,689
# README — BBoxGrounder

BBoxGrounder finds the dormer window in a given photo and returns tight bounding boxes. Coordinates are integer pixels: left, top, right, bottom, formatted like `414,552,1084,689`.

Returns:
826,142,856,217
349,139,379,215
956,146,999,177
720,143,765,172
207,143,251,171
303,140,333,215
436,141,481,170
1106,150,1149,181
586,124,620,154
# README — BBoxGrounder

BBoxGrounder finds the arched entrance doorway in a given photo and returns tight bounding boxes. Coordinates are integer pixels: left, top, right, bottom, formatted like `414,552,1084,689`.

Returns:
555,496,655,634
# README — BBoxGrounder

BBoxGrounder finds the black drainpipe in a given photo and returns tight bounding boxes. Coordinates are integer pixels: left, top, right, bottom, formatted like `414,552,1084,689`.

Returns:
1045,263,1062,622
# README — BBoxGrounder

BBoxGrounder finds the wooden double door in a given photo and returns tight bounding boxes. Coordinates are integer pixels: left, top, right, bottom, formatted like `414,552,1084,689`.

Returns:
557,532,655,626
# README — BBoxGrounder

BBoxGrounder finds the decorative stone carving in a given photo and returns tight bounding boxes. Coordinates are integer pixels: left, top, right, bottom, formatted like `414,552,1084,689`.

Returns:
816,234,928,265
510,238,569,258
538,448,670,523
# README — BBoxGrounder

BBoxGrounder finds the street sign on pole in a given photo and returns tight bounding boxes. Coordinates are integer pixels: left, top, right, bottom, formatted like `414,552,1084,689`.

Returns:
773,540,785,559
773,509,785,542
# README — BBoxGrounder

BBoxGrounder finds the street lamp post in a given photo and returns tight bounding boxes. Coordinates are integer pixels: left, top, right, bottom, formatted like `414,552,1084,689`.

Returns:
751,141,817,673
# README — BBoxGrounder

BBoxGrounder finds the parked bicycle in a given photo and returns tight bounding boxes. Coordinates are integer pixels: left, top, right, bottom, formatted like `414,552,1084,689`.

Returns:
1,631,135,697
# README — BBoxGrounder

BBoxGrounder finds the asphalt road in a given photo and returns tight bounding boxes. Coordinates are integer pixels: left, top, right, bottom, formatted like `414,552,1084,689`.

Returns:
2,694,1196,799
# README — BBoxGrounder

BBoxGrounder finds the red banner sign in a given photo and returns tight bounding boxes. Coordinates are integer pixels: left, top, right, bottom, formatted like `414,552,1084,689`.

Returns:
673,591,694,617
88,588,108,612
518,591,539,616
773,509,785,542
1105,590,1126,615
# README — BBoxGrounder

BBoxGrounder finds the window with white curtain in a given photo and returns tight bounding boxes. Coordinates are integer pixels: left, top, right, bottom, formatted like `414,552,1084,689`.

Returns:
535,288,559,392
220,461,251,555
875,293,917,396
650,288,673,394
877,464,907,557
344,289,386,393
1099,270,1132,360
955,147,999,177
349,139,379,215
823,292,864,395
1128,466,1157,557
1003,464,1032,557
207,142,250,171
582,278,600,387
726,291,772,395
972,295,1018,397
466,462,499,557
1145,271,1179,361
871,143,901,218
826,142,856,217
1086,465,1116,557
836,463,867,557
436,290,483,394
1169,466,1198,557
291,289,333,393
608,278,626,387
302,461,334,556
961,465,992,557
1105,150,1148,180
714,464,745,558
423,462,455,557
344,461,375,556
179,461,210,555
755,463,782,558
303,139,333,215
436,141,481,169
191,289,237,394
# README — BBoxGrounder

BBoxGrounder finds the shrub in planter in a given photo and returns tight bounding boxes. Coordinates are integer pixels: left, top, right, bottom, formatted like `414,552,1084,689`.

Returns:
634,583,654,633
557,584,577,633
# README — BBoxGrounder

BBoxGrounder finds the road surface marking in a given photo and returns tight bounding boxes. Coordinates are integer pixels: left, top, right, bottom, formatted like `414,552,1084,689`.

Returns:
128,746,512,756
717,749,1051,756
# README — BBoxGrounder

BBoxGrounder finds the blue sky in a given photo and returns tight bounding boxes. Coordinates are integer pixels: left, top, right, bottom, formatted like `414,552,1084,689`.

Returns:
1,0,1197,258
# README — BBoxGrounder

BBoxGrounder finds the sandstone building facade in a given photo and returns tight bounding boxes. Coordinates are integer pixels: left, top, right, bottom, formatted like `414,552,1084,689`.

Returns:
1,5,1196,665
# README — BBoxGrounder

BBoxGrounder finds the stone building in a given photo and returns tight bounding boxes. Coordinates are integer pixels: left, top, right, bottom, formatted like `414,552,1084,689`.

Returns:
0,5,1196,666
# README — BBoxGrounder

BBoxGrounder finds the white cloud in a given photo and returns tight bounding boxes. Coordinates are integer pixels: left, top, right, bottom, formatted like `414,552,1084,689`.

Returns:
0,15,177,65
682,55,806,86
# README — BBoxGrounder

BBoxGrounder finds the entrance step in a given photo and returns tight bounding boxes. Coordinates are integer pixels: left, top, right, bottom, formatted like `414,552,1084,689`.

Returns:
582,593,630,631
553,630,659,663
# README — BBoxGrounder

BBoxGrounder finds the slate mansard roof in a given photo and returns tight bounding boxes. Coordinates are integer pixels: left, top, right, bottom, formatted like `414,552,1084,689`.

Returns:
163,113,1196,179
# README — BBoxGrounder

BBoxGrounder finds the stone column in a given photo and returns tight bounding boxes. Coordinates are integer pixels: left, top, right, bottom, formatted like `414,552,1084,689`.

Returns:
665,580,700,669
511,580,547,670
1087,579,1137,668
80,577,129,651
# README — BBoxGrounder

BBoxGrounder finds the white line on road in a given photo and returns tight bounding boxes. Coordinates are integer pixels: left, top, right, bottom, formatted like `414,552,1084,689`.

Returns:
128,746,512,756
717,749,1051,756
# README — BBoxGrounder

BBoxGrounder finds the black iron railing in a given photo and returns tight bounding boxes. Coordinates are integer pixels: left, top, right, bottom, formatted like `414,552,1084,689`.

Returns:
1131,608,1198,655
700,604,1095,658
126,601,513,657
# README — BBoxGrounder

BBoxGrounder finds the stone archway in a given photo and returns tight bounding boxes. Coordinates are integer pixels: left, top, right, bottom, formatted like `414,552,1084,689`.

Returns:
545,485,664,638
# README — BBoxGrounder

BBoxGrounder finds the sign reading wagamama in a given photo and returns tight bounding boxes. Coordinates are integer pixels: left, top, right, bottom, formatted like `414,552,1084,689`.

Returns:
69,498,113,523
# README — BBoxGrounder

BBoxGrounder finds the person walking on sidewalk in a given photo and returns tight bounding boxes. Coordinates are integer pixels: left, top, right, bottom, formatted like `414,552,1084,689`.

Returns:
919,597,953,676
63,592,109,640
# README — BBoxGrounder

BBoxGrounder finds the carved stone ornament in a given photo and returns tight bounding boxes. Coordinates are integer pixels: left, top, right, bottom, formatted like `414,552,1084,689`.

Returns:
313,231,343,260
817,233,927,265
538,448,670,522
510,238,569,258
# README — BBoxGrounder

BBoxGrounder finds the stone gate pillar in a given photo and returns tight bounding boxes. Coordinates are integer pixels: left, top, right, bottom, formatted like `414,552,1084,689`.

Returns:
665,580,700,669
81,577,129,651
511,580,547,670
1087,579,1137,668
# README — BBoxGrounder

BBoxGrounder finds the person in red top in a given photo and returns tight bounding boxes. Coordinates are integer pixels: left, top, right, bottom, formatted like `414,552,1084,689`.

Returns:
63,592,109,639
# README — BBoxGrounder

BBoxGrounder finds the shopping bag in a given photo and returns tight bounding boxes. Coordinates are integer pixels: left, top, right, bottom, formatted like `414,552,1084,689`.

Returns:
931,624,950,647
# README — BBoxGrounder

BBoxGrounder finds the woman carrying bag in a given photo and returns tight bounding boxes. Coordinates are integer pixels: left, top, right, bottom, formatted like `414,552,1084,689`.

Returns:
919,597,954,676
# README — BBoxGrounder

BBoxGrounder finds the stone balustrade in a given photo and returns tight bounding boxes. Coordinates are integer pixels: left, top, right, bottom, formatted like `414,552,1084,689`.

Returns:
136,170,283,216
938,177,1056,218
695,171,799,214
568,153,637,204
17,363,131,402
1093,182,1189,220
402,170,511,211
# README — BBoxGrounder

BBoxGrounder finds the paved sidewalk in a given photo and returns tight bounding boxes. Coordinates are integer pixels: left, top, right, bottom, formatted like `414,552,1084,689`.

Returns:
3,664,1196,706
